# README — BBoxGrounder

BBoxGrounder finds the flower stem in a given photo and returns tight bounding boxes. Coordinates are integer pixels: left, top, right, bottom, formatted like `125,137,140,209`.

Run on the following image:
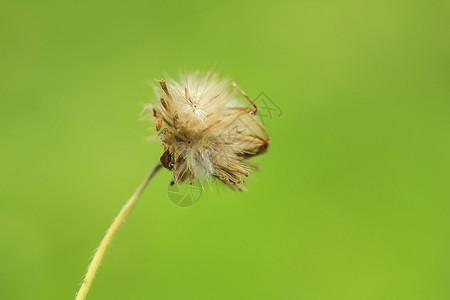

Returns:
75,162,162,300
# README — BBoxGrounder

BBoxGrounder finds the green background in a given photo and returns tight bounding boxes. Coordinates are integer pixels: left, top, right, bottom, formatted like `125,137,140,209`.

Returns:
1,0,449,299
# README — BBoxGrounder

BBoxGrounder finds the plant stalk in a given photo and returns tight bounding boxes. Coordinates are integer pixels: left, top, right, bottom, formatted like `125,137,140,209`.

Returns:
75,162,162,300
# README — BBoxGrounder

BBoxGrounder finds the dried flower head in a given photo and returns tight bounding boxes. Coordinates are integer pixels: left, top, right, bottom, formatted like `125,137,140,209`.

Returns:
145,71,270,191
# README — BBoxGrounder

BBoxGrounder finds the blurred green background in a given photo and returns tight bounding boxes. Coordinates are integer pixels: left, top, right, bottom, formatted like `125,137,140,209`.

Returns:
1,0,449,299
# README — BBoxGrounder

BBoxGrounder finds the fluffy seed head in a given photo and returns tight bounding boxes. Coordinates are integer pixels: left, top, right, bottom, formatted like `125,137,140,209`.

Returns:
145,71,270,191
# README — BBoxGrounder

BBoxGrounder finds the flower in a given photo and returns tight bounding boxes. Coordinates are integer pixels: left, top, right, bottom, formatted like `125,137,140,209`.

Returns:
145,71,270,191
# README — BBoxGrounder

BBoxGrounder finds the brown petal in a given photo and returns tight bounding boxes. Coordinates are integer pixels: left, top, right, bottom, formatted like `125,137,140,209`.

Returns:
153,107,163,131
160,149,173,170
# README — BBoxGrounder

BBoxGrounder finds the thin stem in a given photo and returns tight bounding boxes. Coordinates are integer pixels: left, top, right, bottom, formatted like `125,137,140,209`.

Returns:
75,162,162,300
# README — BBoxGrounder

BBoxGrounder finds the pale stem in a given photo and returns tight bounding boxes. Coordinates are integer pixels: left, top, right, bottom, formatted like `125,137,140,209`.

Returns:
75,162,162,300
